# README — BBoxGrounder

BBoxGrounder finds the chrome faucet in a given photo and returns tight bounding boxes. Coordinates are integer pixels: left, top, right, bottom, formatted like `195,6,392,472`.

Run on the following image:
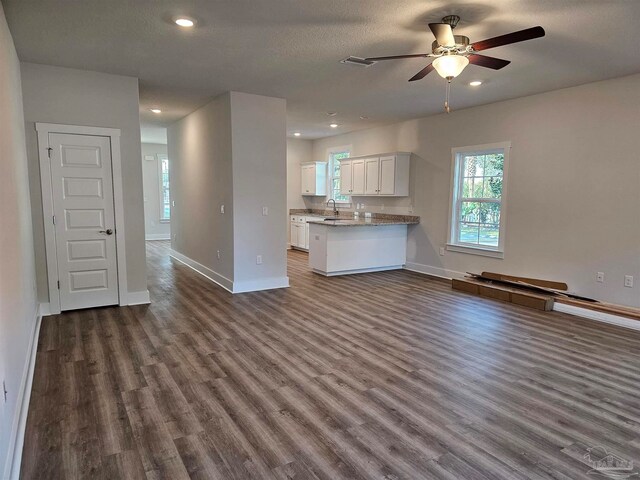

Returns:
327,199,338,217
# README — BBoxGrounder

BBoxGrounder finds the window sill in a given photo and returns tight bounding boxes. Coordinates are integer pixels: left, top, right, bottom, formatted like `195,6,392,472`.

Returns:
446,243,504,259
159,219,171,224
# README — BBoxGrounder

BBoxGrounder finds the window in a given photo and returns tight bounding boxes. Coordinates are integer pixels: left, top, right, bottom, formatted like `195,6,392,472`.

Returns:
328,149,350,203
158,154,170,222
448,142,510,258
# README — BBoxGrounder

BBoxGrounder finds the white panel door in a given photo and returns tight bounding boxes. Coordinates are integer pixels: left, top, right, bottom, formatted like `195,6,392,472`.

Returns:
379,155,396,195
340,160,352,195
364,158,380,195
49,133,119,310
351,160,365,195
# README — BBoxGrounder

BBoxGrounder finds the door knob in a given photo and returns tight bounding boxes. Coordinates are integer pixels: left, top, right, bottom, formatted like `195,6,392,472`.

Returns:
99,229,113,235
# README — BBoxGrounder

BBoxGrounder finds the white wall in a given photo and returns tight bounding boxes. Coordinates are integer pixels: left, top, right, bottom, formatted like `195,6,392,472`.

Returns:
0,3,38,476
141,143,170,240
230,92,288,289
311,74,640,307
168,93,235,284
287,138,311,212
168,91,288,292
20,63,148,302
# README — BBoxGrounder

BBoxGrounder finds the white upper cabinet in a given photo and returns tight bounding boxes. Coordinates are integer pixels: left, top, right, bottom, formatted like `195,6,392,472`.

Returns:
364,157,380,194
351,160,365,195
301,162,327,196
339,152,410,197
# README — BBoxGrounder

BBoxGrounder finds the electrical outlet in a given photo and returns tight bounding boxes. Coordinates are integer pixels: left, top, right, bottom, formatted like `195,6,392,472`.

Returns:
596,272,604,283
172,200,175,207
173,234,177,241
439,247,445,256
220,204,225,214
217,250,221,259
262,206,268,216
256,255,262,265
624,275,634,288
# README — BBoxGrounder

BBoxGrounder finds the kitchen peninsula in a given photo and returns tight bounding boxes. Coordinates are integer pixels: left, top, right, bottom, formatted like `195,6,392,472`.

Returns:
305,212,419,276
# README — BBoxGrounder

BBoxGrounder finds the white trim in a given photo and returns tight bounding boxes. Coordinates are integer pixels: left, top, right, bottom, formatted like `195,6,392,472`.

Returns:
404,263,640,332
146,234,171,241
127,290,150,305
170,249,289,294
232,276,290,293
35,123,128,314
445,244,504,259
313,265,402,277
447,141,510,256
4,304,43,480
404,262,465,280
553,303,640,332
170,249,234,293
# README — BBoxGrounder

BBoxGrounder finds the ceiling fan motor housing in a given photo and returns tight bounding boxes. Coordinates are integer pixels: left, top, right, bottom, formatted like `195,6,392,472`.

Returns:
431,35,470,55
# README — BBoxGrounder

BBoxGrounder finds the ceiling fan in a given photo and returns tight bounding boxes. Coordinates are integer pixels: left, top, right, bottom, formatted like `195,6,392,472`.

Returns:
364,16,545,112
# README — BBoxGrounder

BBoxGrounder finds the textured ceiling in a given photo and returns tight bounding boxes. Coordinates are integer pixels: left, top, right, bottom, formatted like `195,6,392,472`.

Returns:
4,0,640,139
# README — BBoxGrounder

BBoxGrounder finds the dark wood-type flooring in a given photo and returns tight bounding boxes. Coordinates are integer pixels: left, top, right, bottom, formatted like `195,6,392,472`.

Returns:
21,241,640,479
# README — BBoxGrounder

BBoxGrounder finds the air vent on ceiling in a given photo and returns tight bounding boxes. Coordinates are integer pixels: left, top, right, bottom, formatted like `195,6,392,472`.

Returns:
340,56,376,67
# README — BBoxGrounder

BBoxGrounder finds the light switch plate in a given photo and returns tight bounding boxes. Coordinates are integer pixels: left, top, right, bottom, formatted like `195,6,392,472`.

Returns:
262,206,268,216
624,275,634,288
220,205,225,214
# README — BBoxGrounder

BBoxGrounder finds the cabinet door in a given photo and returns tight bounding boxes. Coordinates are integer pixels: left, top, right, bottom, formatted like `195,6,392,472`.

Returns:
351,160,365,195
340,160,352,195
379,155,396,195
290,223,298,247
364,158,380,195
301,165,314,195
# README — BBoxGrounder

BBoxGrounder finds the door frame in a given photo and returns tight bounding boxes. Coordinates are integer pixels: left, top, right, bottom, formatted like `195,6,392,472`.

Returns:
36,122,128,314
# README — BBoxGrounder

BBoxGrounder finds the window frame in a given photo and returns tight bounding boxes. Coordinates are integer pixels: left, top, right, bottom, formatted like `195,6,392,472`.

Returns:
158,154,170,223
447,141,511,258
326,145,352,206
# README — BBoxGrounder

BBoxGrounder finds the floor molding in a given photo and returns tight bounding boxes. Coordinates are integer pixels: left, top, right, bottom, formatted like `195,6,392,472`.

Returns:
145,234,171,241
553,303,640,331
126,290,151,306
405,261,639,331
233,276,290,293
4,304,43,480
404,261,465,280
170,249,234,293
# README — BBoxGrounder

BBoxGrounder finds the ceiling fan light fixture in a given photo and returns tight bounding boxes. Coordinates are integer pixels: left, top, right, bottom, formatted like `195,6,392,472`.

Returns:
432,55,469,79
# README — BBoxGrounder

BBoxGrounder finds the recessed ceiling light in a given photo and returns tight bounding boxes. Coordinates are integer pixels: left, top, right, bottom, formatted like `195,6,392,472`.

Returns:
293,132,301,137
329,123,338,128
150,108,162,114
175,17,195,27
469,80,482,86
327,112,337,116
359,116,369,120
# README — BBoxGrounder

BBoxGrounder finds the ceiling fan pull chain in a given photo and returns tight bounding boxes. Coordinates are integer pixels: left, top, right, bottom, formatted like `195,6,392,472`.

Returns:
444,79,451,113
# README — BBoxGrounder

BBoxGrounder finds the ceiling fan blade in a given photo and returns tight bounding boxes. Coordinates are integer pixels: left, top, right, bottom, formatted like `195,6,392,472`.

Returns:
429,23,456,47
409,63,435,82
468,54,511,70
365,53,430,61
471,26,545,52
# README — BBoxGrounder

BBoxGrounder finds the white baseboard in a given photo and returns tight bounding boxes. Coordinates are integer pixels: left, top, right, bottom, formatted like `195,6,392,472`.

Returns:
170,249,289,294
404,261,639,332
4,304,43,480
553,303,640,332
126,290,150,306
170,249,234,293
404,261,465,280
145,234,171,241
38,302,51,317
233,276,290,293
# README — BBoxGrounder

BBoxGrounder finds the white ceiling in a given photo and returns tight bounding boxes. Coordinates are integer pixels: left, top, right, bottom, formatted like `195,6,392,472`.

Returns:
5,0,640,139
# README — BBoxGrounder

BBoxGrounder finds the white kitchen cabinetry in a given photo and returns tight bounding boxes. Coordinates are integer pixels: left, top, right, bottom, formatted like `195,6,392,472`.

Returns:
340,159,365,195
301,162,327,196
291,215,321,250
339,152,410,197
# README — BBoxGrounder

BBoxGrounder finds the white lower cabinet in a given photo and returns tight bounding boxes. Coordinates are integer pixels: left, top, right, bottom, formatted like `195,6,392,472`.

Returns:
290,216,312,250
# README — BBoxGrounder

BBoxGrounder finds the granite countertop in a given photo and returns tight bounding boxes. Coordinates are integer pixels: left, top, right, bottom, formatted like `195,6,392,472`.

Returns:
290,209,420,227
308,217,419,227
